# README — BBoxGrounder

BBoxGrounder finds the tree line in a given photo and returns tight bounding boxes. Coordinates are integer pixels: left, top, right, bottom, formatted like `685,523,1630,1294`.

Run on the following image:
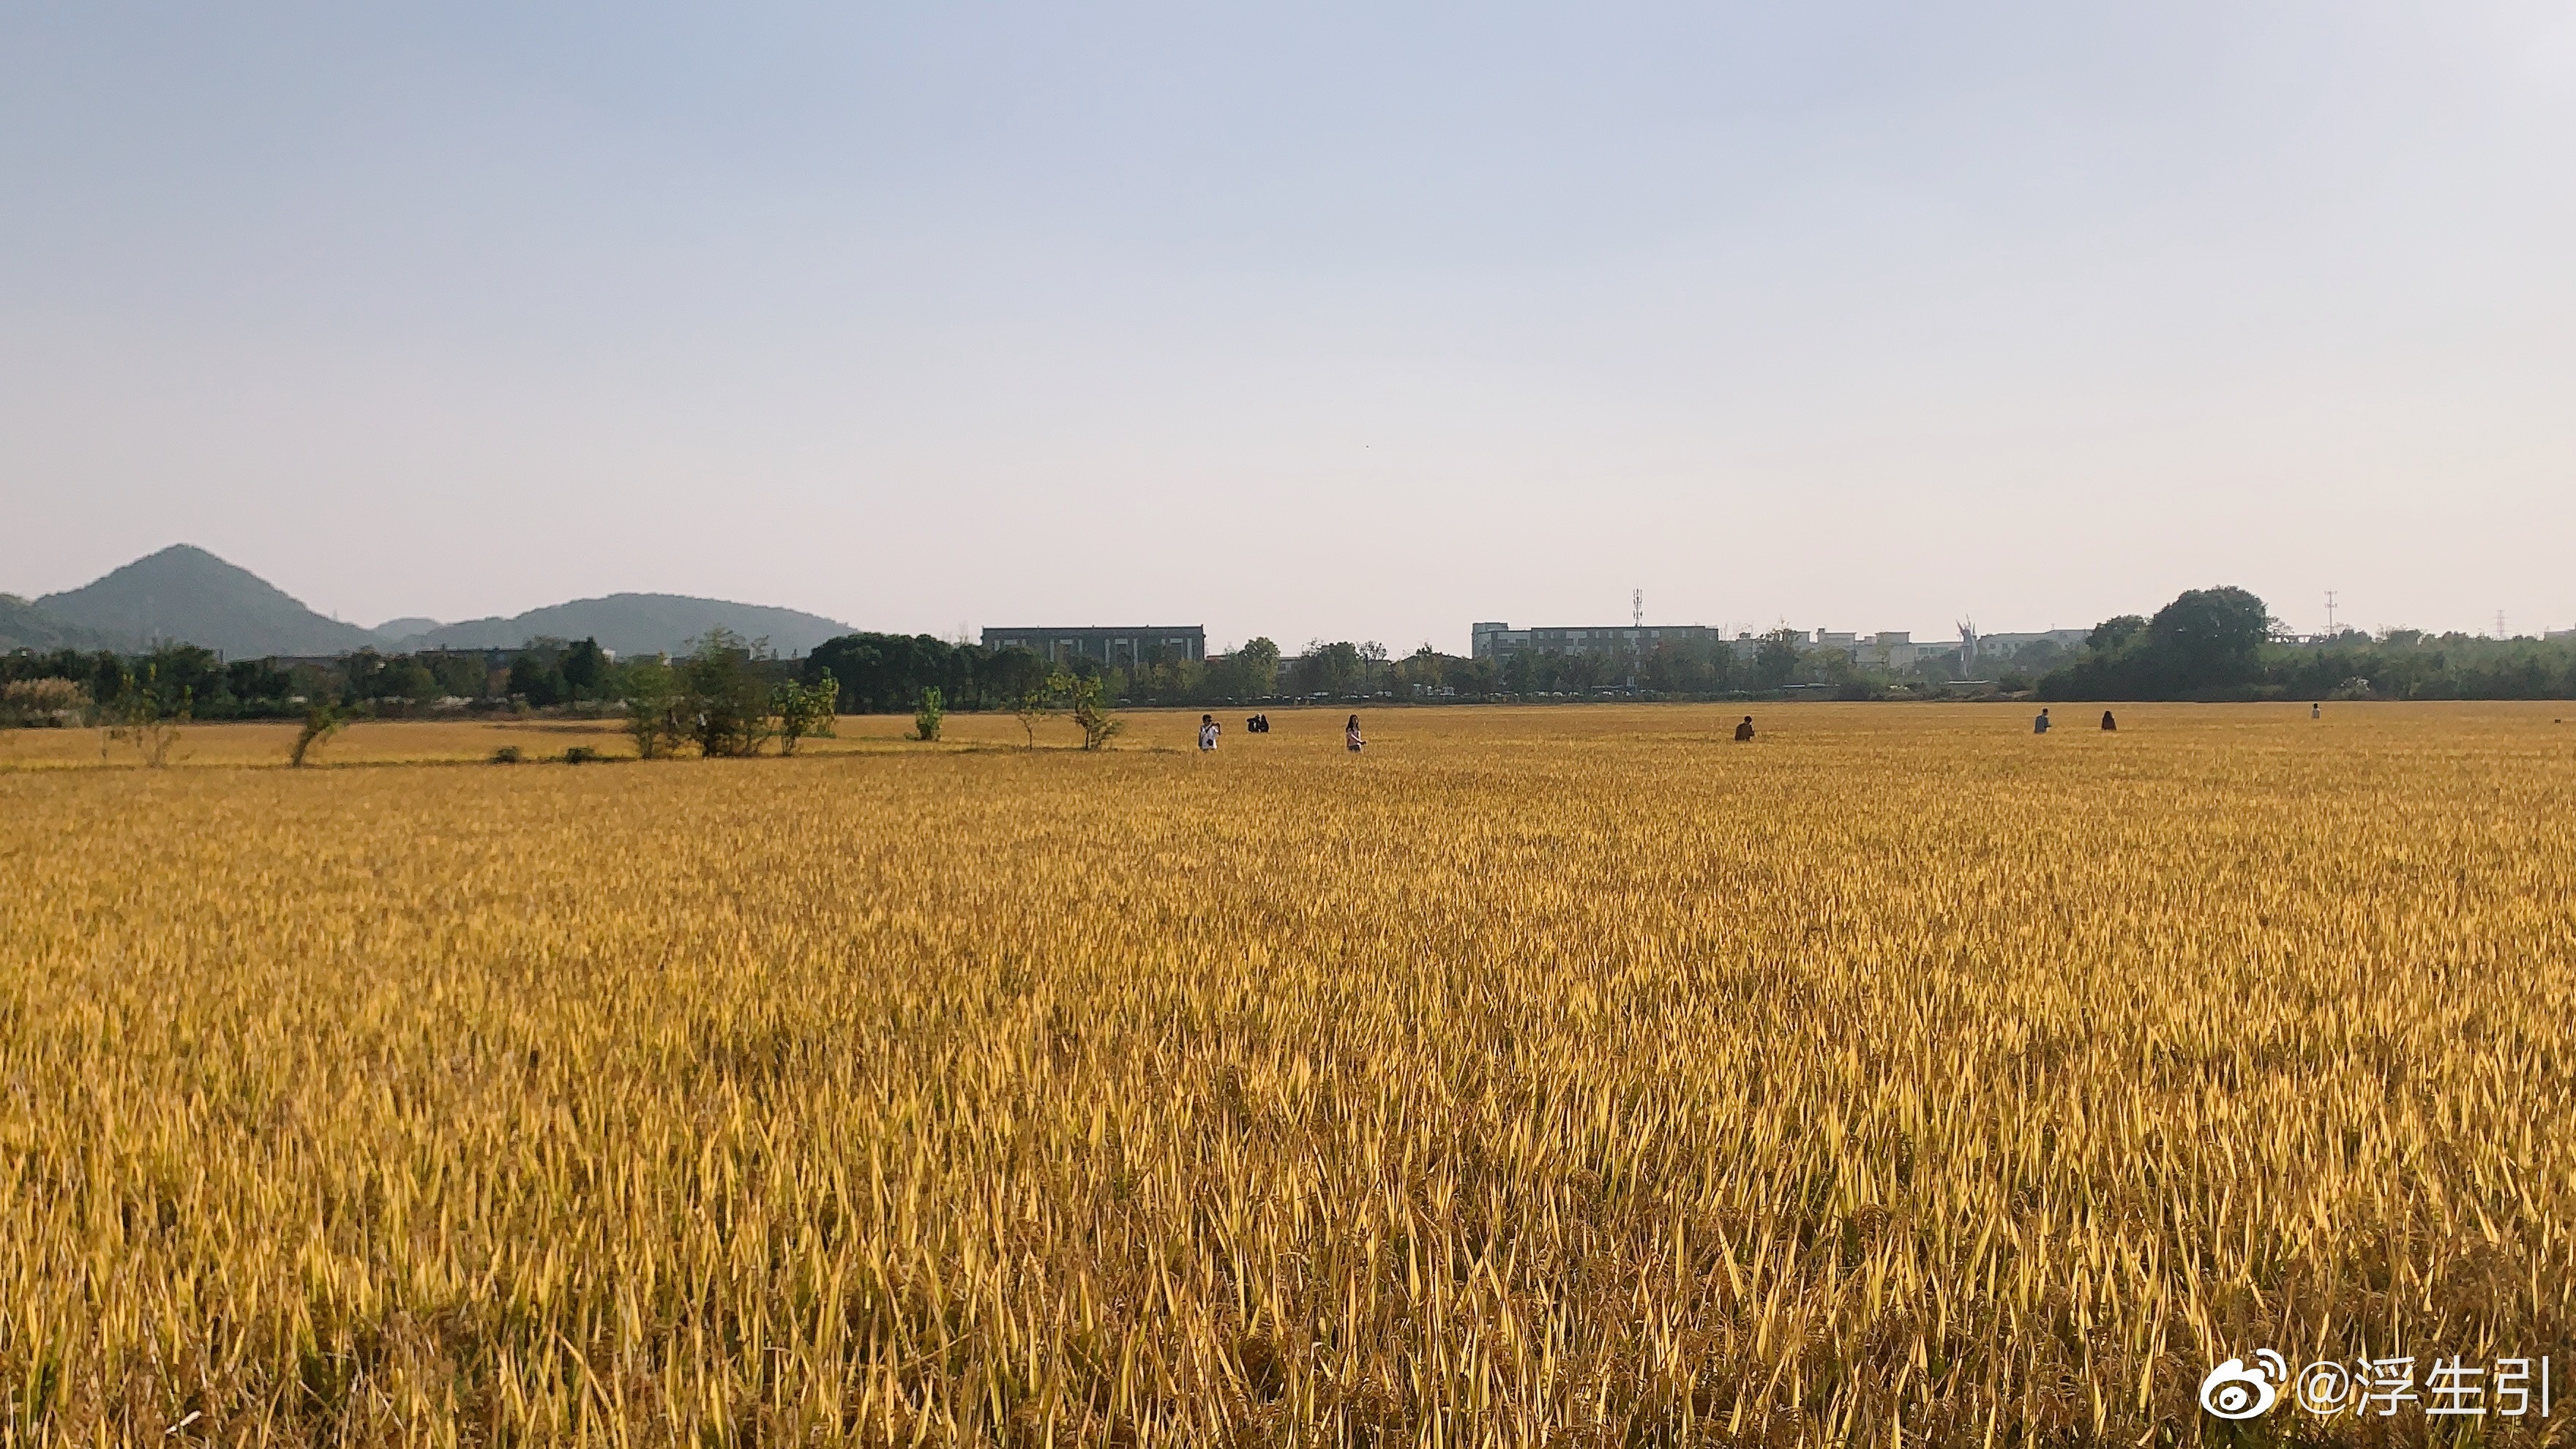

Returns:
2034,586,2576,700
0,637,646,726
10,592,2575,733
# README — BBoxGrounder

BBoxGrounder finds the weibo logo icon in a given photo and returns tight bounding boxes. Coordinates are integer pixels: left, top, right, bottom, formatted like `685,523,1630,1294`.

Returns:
2199,1351,2289,1420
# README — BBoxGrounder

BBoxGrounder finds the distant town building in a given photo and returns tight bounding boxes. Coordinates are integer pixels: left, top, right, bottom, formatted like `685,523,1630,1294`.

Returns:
1472,620,2097,673
1470,622,1722,661
981,626,1206,667
1860,632,1919,670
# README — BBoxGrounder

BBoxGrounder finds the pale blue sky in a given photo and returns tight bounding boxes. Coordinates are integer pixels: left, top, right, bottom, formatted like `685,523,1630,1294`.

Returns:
5,3,2572,649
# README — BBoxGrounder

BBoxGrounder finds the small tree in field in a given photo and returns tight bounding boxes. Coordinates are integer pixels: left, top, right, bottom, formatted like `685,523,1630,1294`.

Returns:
1057,672,1123,752
912,686,945,742
101,666,187,768
775,670,838,756
621,658,686,759
290,703,345,767
681,629,775,757
1014,685,1052,750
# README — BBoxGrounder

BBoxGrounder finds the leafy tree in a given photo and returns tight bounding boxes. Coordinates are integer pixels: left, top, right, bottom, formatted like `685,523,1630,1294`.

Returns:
1014,682,1052,750
101,663,187,767
508,648,566,708
2146,587,2269,686
560,637,608,700
979,645,1050,714
620,657,686,759
1055,670,1123,751
775,669,839,755
420,651,493,700
679,629,775,757
911,686,944,742
2045,587,2277,700
1224,637,1281,699
1396,644,1445,695
805,632,978,714
2087,615,2148,654
1297,641,1364,697
290,703,345,767
1754,629,1805,690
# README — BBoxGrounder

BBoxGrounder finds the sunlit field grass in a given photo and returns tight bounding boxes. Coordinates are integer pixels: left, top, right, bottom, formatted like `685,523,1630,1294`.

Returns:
3,703,2572,1443
0,710,1049,770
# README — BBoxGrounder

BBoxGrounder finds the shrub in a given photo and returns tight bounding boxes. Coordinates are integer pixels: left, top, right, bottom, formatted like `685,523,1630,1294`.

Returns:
491,746,523,764
0,678,89,728
621,659,686,760
775,670,838,756
913,686,945,742
290,703,345,768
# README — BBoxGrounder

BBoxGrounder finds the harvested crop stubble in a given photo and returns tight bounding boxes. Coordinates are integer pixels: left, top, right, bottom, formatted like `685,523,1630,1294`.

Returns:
1,703,2572,1444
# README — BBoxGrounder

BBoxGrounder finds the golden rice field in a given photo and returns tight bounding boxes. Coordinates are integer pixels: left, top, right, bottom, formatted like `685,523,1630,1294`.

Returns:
3,703,2573,1445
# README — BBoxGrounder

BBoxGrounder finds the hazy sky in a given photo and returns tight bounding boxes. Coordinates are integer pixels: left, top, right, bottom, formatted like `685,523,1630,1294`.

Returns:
5,3,2572,651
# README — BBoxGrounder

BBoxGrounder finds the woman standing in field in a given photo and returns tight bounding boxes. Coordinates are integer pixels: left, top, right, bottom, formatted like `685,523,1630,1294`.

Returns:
1345,714,1364,753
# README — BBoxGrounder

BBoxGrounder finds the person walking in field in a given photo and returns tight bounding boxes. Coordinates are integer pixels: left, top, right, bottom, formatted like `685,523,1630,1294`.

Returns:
2034,708,2051,734
1734,716,1756,742
2100,710,2116,731
2313,701,2322,719
1199,714,1220,752
1345,714,1365,753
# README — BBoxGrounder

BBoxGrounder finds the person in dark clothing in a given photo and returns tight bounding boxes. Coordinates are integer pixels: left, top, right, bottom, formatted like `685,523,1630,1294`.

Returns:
2100,710,2116,731
1733,716,1755,742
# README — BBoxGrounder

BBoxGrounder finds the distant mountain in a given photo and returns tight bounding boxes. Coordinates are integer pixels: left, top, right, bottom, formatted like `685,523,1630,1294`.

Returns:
0,594,119,652
25,546,857,660
369,616,443,643
395,594,854,658
36,545,376,657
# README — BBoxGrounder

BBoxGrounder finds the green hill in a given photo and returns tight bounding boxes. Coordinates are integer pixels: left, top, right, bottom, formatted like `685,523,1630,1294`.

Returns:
396,594,853,658
37,544,376,657
0,594,118,652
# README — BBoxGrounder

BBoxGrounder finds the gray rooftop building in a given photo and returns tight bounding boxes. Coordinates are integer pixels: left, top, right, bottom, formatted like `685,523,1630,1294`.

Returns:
981,626,1206,667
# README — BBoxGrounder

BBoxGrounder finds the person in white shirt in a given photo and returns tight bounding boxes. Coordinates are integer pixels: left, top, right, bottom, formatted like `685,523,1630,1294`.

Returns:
1198,714,1219,752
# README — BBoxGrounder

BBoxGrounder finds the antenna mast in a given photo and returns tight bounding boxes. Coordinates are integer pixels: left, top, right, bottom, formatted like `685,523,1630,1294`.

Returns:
2324,591,2337,635
1633,588,1644,629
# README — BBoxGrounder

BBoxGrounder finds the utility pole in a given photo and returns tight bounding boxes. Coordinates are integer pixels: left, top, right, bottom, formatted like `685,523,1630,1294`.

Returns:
1629,588,1644,689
